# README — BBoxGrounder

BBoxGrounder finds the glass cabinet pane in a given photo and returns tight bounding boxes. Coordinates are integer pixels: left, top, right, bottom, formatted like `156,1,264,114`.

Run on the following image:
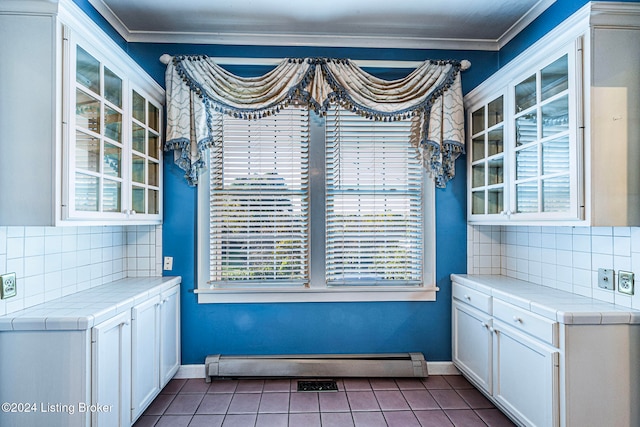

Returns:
148,102,159,132
515,112,537,146
76,89,100,133
131,155,145,184
488,96,504,127
472,136,484,161
472,191,485,215
542,176,570,212
472,106,485,135
132,155,145,183
488,128,503,156
148,190,159,215
542,95,569,138
148,162,159,187
472,164,485,188
133,91,145,123
515,74,537,112
488,189,503,214
132,187,145,214
516,182,538,213
103,179,121,212
132,124,145,153
516,146,538,180
76,131,100,172
542,136,570,175
105,107,122,142
488,158,503,185
75,173,99,211
104,67,122,108
103,143,121,177
149,133,159,160
541,55,568,101
76,46,100,94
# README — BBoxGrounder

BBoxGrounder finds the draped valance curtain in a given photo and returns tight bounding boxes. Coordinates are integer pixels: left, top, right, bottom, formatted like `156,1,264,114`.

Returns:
163,55,468,187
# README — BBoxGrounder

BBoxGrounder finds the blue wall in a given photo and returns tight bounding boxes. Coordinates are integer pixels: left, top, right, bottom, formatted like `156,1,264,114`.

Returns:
133,44,495,364
73,0,630,365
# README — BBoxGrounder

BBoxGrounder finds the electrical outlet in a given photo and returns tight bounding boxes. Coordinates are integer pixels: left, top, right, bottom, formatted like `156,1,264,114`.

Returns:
163,256,173,271
598,268,615,290
619,270,634,295
0,273,17,299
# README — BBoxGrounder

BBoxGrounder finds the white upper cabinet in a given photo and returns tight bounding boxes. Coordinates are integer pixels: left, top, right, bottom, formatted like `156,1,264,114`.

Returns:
466,2,640,226
0,0,164,226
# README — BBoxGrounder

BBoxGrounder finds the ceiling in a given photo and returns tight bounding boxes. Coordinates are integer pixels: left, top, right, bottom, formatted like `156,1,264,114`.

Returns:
89,0,556,50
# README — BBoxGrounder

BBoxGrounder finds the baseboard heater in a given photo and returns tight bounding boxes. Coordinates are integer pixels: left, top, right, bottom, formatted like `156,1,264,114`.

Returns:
204,353,428,382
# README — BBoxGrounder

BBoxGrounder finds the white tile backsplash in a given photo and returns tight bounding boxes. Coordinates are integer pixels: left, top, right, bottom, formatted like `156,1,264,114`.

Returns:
468,225,640,310
0,224,162,316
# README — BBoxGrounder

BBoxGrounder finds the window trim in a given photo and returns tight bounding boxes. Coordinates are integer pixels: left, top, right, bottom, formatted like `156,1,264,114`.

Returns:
196,111,437,303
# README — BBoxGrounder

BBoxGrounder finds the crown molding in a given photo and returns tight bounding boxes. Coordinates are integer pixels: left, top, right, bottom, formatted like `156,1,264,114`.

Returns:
497,0,557,49
88,0,540,51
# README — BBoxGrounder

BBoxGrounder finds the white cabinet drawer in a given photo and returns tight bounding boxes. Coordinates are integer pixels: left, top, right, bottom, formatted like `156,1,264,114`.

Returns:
493,299,558,346
452,283,492,314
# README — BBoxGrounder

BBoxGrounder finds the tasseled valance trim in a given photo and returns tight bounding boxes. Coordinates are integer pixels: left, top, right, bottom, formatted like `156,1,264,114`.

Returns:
164,55,466,187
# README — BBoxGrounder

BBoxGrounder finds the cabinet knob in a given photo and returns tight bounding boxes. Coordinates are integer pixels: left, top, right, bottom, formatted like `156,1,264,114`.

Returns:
464,294,471,300
513,316,523,323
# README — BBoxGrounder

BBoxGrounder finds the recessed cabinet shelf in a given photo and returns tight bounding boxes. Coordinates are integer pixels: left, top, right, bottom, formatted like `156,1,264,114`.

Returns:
465,2,640,226
0,0,164,226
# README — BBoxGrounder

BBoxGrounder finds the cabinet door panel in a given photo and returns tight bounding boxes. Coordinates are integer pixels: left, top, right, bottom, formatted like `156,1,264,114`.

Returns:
91,311,131,427
452,301,492,393
131,297,161,422
160,286,181,387
493,321,559,427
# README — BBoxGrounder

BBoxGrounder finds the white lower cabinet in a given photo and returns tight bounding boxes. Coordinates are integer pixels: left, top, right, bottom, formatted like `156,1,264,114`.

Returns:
159,287,181,387
92,311,132,427
452,277,640,427
0,280,180,427
452,301,493,394
131,297,161,422
452,285,561,426
492,321,559,427
131,286,180,423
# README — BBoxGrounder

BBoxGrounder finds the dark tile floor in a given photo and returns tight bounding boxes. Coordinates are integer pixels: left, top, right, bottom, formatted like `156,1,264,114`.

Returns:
133,375,515,427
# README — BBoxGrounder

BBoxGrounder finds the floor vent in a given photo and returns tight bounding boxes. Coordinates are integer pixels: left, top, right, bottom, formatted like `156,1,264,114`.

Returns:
297,380,338,392
204,353,428,382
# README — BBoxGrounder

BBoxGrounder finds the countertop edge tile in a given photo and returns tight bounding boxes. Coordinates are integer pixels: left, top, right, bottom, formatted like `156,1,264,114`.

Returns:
452,274,640,325
0,276,181,331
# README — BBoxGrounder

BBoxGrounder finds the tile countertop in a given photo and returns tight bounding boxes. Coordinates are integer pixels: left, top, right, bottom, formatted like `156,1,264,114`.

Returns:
451,274,640,325
0,276,181,331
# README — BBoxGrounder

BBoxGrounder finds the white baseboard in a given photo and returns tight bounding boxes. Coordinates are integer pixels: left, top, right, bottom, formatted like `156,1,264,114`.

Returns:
175,361,459,379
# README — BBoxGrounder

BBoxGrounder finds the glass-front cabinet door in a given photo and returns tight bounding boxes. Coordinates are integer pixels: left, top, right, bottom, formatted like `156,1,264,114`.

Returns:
131,89,162,217
468,93,506,219
65,32,162,223
511,48,579,220
73,45,124,216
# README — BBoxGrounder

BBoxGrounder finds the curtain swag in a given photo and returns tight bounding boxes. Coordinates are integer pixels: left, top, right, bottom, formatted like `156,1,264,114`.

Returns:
163,55,468,188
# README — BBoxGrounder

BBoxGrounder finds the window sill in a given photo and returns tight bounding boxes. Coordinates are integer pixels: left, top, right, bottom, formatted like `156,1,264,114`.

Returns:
195,286,439,303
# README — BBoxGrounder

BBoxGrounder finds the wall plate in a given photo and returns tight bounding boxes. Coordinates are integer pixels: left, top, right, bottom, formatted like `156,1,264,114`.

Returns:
598,268,614,290
0,273,17,299
618,270,634,295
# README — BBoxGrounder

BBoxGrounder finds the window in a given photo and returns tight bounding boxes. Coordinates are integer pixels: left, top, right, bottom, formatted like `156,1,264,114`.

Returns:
197,106,435,302
208,108,310,287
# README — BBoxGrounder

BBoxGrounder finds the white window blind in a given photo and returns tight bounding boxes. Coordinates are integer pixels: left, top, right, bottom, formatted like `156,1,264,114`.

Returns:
325,107,424,286
208,107,310,286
